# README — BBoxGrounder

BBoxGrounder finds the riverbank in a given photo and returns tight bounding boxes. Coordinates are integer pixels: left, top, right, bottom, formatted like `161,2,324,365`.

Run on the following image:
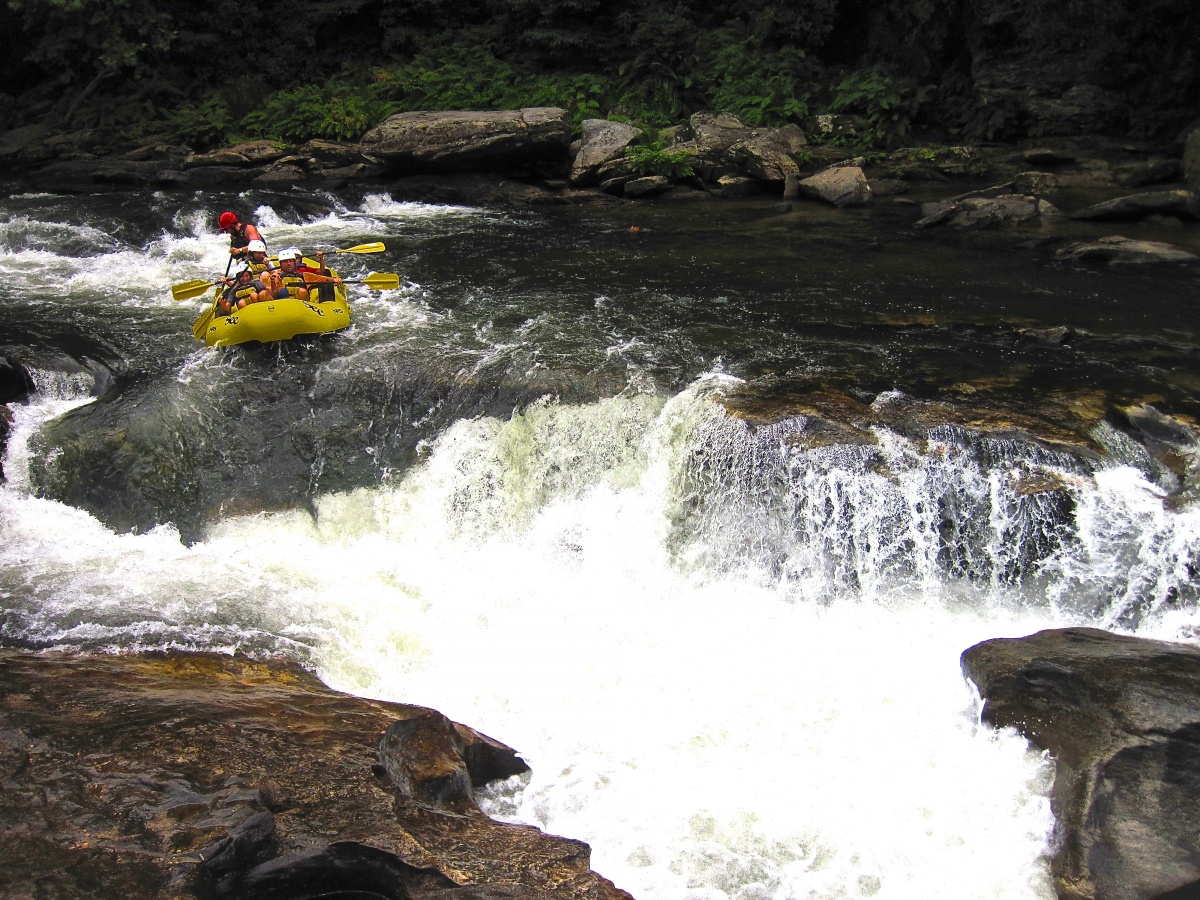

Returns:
5,108,1200,268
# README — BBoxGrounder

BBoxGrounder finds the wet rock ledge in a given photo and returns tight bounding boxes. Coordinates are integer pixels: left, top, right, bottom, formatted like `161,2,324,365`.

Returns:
0,650,631,900
963,628,1200,900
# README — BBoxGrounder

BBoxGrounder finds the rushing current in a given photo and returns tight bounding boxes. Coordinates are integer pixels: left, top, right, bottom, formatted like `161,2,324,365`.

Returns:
2,187,1199,900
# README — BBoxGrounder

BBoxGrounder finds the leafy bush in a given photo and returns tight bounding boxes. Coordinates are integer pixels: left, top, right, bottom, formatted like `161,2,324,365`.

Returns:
170,96,234,147
628,136,695,179
241,83,394,143
698,26,815,126
822,66,927,149
375,50,613,133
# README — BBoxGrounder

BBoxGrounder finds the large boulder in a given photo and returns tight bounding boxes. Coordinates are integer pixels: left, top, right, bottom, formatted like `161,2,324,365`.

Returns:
359,108,572,174
962,628,1200,900
673,112,807,185
727,124,807,182
0,650,631,900
570,119,640,186
797,166,871,207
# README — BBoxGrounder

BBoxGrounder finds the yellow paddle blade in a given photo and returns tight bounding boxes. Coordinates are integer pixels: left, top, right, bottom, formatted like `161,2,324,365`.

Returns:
335,242,386,254
192,309,214,341
171,279,216,301
357,272,400,290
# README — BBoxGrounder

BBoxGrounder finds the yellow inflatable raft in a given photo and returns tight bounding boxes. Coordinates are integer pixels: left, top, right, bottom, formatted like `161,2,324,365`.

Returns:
192,263,351,347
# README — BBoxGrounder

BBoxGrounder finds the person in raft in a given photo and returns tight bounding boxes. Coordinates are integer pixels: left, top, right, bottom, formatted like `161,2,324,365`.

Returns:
293,247,344,302
243,239,275,277
217,262,269,315
217,211,266,259
263,247,342,302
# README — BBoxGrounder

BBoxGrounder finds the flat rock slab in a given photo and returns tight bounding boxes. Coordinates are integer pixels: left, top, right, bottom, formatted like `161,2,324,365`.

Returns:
1056,235,1198,265
1070,190,1200,221
359,108,571,173
0,650,631,900
962,627,1200,900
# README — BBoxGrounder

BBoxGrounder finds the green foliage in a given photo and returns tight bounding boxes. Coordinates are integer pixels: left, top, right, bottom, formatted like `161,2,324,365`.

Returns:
820,66,927,150
169,96,234,147
697,25,814,126
628,135,695,179
240,83,393,143
375,48,615,133
8,0,175,77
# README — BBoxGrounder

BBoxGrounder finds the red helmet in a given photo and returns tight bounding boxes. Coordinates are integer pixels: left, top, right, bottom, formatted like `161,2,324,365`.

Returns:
218,211,239,231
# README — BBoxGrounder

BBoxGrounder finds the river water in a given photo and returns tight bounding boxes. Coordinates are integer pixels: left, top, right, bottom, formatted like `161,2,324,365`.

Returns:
2,188,1199,900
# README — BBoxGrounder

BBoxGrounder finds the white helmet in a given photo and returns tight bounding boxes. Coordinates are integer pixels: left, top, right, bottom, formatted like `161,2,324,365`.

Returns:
230,260,249,276
278,247,302,262
247,239,267,254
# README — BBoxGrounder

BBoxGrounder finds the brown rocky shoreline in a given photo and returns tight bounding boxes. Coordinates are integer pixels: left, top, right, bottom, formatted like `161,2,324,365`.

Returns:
5,629,1200,900
5,106,1200,267
0,650,631,900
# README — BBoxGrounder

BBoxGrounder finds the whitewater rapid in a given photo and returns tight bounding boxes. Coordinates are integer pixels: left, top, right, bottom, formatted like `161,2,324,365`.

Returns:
3,193,1200,900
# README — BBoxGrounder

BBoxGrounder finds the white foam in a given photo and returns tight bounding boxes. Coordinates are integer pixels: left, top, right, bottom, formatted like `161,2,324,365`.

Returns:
2,376,1198,900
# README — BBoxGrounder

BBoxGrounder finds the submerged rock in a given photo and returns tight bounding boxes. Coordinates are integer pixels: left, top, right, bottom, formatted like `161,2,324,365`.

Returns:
962,628,1200,900
0,651,630,900
1056,235,1198,265
1070,190,1200,221
914,194,1044,229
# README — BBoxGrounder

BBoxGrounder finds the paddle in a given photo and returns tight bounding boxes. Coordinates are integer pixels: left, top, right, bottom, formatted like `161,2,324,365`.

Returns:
171,243,385,300
192,309,214,340
171,279,221,301
332,242,385,255
345,273,400,290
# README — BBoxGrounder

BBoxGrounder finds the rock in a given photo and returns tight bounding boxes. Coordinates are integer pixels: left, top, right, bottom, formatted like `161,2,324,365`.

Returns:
152,169,190,188
386,173,598,206
624,175,670,198
782,172,800,200
688,110,750,154
1023,147,1077,166
914,192,1057,229
184,141,286,169
797,166,871,207
253,164,306,187
716,174,760,198
680,112,807,185
1037,199,1068,221
912,193,1034,228
1185,130,1200,193
1118,158,1182,188
359,108,571,174
962,627,1200,900
296,139,370,167
1070,190,1200,222
0,650,630,900
23,159,165,192
178,164,268,188
1013,171,1058,195
869,178,909,197
726,124,807,182
570,119,640,186
598,175,632,195
1055,235,1198,265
